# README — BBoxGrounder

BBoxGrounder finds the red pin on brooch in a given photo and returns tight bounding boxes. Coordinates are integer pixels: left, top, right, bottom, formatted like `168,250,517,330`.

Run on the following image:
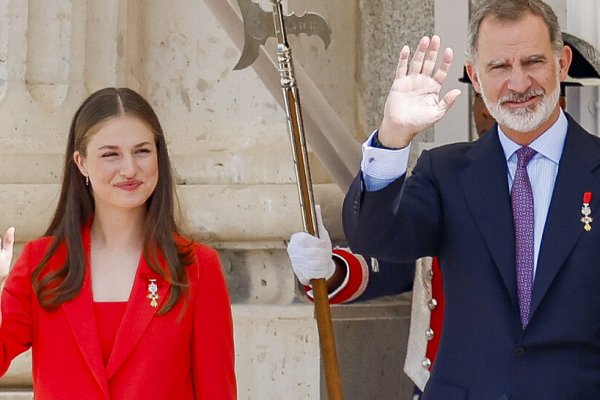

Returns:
581,192,593,231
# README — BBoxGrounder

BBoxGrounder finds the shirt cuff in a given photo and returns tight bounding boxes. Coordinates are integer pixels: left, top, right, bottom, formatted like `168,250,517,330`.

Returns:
361,129,410,191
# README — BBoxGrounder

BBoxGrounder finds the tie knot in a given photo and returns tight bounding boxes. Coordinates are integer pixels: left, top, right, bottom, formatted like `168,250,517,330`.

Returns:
516,146,537,168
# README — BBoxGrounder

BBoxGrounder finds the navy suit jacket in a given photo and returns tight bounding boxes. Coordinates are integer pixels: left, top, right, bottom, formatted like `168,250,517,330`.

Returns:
343,116,600,400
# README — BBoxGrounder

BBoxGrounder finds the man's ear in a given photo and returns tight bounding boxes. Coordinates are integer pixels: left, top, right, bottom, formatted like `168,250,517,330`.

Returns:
559,44,573,81
466,63,481,93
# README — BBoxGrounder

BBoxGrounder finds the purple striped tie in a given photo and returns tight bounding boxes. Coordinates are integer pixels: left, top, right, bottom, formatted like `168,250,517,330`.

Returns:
512,146,537,328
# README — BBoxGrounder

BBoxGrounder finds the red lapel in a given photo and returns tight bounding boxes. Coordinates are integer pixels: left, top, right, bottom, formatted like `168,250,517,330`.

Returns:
105,252,169,378
60,225,110,399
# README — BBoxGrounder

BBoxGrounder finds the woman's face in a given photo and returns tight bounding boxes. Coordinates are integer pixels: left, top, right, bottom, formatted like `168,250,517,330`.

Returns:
74,115,159,214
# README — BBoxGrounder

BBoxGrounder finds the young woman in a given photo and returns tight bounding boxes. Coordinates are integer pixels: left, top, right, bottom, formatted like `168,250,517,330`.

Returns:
0,88,236,399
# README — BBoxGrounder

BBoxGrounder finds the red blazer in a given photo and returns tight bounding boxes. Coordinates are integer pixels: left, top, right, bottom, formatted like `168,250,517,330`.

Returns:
0,227,236,399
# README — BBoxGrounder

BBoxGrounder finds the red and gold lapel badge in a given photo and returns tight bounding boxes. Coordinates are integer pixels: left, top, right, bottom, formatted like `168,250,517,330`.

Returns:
581,191,593,232
147,279,159,308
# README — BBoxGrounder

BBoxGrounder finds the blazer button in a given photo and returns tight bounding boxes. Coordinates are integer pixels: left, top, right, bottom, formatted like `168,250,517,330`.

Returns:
497,395,509,400
352,197,359,213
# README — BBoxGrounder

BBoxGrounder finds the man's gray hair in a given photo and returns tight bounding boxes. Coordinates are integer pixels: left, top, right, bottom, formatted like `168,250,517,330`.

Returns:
467,0,563,63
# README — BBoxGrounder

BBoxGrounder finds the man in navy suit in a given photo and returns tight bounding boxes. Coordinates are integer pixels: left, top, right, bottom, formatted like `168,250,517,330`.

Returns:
343,0,600,398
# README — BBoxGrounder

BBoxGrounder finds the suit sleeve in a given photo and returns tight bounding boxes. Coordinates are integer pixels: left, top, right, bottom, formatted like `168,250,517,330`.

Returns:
0,241,35,376
357,259,415,302
192,246,237,399
342,149,442,263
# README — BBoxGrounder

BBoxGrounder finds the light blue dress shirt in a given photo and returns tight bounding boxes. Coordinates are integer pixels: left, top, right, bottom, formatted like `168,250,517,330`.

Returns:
361,110,569,275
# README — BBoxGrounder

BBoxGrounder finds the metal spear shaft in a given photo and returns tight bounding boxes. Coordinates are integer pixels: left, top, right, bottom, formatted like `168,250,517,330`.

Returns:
271,1,344,398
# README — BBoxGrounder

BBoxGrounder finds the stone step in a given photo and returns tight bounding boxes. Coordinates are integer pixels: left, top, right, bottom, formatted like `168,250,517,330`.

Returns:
0,352,30,388
0,392,33,400
0,183,344,244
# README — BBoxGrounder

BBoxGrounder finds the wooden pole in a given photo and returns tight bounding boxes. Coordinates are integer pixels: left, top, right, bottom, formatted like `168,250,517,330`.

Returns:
271,1,344,398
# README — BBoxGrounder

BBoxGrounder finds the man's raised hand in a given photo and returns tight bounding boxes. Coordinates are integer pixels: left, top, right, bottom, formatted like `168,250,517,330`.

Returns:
378,35,462,148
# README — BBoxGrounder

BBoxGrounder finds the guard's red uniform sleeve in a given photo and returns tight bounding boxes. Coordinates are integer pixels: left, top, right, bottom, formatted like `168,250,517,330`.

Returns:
304,248,370,304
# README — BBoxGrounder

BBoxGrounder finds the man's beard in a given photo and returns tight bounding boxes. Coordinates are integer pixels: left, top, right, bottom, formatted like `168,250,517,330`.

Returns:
479,74,561,133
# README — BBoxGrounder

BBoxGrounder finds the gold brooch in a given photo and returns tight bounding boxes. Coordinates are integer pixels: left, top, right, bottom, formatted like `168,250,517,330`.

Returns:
147,279,159,308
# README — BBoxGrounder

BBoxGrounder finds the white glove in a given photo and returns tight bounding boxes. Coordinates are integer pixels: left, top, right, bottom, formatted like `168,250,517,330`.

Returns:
286,205,336,286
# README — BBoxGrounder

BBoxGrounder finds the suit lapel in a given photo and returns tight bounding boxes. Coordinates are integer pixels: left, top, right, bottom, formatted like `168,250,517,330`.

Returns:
530,120,600,318
106,255,169,378
61,227,110,399
459,129,518,306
